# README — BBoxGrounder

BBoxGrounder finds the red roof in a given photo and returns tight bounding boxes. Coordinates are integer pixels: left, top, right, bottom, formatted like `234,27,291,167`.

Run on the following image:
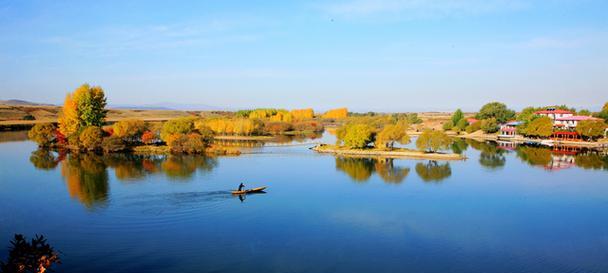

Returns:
534,109,573,114
553,131,579,136
555,115,601,121
500,127,516,132
466,118,479,123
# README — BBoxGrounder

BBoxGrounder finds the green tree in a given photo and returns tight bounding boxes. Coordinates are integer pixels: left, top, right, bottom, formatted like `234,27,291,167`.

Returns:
416,129,452,152
517,106,538,122
577,109,592,116
480,118,498,133
524,116,553,138
28,123,57,147
476,102,516,123
77,85,107,127
595,102,608,122
454,119,468,133
451,109,464,125
375,123,410,149
576,120,607,140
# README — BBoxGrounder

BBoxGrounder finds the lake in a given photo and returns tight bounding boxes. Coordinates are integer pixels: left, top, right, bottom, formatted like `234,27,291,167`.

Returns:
1,132,608,273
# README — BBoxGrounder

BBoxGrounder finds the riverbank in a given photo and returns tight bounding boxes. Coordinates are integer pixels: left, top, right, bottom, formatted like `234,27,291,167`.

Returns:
453,131,608,148
312,144,465,160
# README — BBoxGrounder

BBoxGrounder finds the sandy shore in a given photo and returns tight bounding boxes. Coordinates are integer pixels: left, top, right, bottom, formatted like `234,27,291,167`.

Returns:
312,144,465,160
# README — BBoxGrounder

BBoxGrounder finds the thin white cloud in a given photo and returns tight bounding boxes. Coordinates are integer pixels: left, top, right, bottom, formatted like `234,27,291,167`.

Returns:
518,37,584,49
42,18,266,56
320,0,527,18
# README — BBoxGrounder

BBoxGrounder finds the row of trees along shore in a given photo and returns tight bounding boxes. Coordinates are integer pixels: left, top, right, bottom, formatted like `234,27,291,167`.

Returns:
333,115,452,153
28,84,351,154
442,102,608,141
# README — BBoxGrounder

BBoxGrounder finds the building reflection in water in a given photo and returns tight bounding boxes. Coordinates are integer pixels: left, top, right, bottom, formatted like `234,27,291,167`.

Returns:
29,150,218,208
467,138,608,172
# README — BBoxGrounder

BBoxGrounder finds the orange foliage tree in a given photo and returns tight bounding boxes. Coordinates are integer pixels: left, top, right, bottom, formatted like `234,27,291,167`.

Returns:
290,108,314,120
322,108,348,119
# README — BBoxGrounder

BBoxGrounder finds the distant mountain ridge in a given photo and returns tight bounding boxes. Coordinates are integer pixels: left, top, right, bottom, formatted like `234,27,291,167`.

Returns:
0,99,55,106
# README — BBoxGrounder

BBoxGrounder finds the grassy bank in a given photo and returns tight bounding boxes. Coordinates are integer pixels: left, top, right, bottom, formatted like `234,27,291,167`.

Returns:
312,144,465,160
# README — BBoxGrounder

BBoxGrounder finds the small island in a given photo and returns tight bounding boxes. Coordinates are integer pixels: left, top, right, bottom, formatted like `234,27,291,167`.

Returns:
312,121,465,160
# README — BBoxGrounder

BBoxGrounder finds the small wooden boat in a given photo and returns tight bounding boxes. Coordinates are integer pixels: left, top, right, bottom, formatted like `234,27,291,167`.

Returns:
232,186,267,195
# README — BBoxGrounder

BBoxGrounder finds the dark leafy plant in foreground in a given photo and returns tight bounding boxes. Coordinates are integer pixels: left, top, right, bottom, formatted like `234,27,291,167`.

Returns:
0,234,60,273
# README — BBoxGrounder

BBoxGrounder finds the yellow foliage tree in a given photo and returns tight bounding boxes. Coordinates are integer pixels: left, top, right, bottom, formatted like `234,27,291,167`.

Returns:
58,93,80,136
290,108,314,121
323,108,348,119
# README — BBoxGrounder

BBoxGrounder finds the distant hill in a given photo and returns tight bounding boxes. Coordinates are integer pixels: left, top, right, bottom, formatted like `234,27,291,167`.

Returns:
0,99,55,106
109,102,223,111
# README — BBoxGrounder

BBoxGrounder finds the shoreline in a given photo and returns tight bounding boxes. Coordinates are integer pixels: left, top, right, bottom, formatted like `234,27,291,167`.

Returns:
312,144,465,161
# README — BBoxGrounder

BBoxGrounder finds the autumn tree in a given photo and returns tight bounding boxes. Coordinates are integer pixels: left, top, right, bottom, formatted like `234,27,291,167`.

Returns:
28,123,57,147
416,129,452,153
79,126,104,151
576,120,607,140
113,119,146,141
160,117,195,142
322,108,348,119
375,123,410,149
58,84,107,136
336,123,375,149
290,108,314,120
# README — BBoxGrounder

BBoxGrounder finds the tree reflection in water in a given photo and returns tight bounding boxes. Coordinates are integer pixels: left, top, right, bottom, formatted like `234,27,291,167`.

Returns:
415,161,452,183
29,150,218,208
60,153,109,209
516,146,553,167
335,157,411,184
466,139,507,169
450,138,469,155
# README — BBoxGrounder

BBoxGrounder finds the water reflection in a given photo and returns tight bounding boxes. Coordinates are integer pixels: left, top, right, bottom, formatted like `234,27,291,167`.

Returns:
29,150,218,207
450,138,469,154
335,157,411,184
60,153,110,208
415,161,452,183
464,138,608,172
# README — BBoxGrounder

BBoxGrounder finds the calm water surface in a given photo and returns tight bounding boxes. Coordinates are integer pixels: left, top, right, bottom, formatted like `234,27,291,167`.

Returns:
1,132,608,273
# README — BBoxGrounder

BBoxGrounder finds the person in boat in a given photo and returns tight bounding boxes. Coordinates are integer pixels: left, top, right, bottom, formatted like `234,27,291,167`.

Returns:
238,183,245,191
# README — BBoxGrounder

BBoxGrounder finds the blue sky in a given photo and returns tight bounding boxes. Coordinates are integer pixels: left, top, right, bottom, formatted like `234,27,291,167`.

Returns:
0,0,606,112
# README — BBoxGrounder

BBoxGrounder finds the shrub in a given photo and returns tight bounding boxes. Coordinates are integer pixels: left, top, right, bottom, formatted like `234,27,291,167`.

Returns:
442,121,454,131
23,114,36,120
102,136,127,153
28,123,57,147
160,117,195,142
263,122,293,134
141,131,158,145
466,121,482,133
79,126,103,151
167,133,208,154
292,121,324,132
113,119,145,141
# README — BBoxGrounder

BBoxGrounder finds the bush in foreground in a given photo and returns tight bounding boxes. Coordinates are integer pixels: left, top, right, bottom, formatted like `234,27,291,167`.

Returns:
28,123,57,147
79,126,104,151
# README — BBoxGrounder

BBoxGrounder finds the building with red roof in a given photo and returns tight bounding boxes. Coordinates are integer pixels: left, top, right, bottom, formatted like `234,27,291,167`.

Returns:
554,116,602,129
534,108,573,120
